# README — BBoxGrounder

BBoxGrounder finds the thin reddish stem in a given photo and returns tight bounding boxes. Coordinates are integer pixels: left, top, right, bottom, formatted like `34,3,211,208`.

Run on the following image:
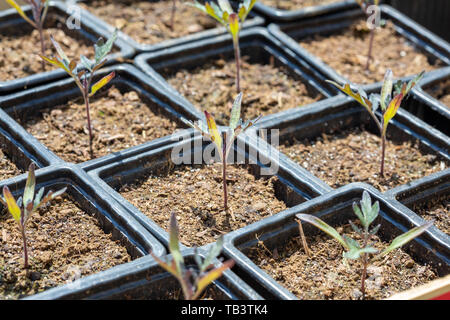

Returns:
233,36,241,94
21,227,28,269
170,0,176,31
365,28,375,70
380,134,386,177
222,133,228,212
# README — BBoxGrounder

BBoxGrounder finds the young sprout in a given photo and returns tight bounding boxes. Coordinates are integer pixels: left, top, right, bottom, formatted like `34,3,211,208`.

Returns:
190,0,257,93
327,69,424,177
355,0,380,70
182,93,261,215
150,213,235,300
6,0,50,71
0,163,66,269
40,30,118,159
296,191,432,300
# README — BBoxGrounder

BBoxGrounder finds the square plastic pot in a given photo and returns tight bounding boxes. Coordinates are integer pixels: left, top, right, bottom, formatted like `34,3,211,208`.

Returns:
0,163,166,299
251,95,449,193
84,128,332,251
0,64,201,167
404,66,450,137
0,1,134,95
71,0,265,54
134,27,339,115
25,248,262,300
0,106,61,172
222,183,450,299
267,4,450,93
387,0,450,43
252,0,357,23
385,168,449,240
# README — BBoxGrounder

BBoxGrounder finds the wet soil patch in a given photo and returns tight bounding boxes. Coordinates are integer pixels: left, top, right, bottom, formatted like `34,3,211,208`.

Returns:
262,0,342,10
166,56,323,125
248,222,437,300
14,87,179,163
0,196,131,299
279,126,448,192
78,0,218,45
118,163,288,247
300,20,445,85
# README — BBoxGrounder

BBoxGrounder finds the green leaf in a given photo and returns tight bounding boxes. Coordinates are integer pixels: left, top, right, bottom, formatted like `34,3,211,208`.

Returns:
3,186,21,224
380,69,393,111
344,246,377,260
33,187,67,211
23,163,36,210
200,236,224,273
205,111,222,151
229,92,243,130
80,55,93,72
376,221,433,259
6,0,36,27
349,220,362,234
218,0,233,14
193,259,234,300
326,80,373,114
239,0,256,22
169,213,184,277
296,214,349,250
89,72,115,97
94,29,117,64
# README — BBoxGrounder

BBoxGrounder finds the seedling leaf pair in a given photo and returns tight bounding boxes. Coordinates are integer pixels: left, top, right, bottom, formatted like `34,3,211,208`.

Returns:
182,93,261,213
40,29,118,158
296,190,432,298
6,0,50,70
327,70,424,176
151,213,234,300
191,1,257,92
0,163,66,268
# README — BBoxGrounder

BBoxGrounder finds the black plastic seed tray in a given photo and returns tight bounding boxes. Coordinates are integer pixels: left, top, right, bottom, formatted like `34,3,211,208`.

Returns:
25,247,263,300
134,27,339,109
251,95,449,193
385,168,449,240
0,1,134,95
222,183,450,300
253,0,357,23
405,66,450,137
0,163,166,299
84,127,331,251
72,0,265,54
0,64,202,166
267,4,450,93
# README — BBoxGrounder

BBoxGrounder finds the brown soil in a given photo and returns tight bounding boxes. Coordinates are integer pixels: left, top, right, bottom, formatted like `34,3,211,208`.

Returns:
78,0,218,45
0,26,94,82
279,126,448,192
249,222,437,300
118,163,287,247
262,0,342,10
300,20,444,85
15,87,179,163
412,196,449,235
426,79,450,107
0,196,131,299
0,149,22,181
166,56,323,125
